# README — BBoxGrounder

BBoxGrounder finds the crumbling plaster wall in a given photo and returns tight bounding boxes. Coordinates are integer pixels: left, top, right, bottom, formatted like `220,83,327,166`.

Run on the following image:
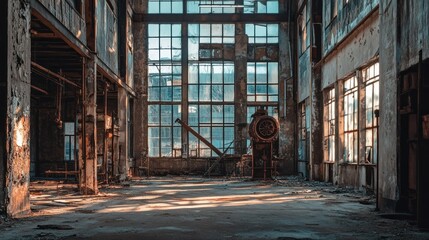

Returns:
132,0,148,172
322,11,379,89
398,1,429,71
379,0,398,211
2,0,32,217
323,0,379,56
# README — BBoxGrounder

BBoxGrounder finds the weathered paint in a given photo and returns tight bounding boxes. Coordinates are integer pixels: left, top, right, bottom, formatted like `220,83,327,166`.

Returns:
132,0,148,170
310,66,323,181
118,88,129,180
278,22,296,175
322,11,379,89
379,0,399,211
80,55,98,194
323,0,379,56
36,0,87,44
96,0,119,74
1,0,32,217
398,1,429,71
234,23,248,155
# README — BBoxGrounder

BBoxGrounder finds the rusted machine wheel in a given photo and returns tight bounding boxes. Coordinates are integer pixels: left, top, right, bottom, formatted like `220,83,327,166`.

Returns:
249,115,279,143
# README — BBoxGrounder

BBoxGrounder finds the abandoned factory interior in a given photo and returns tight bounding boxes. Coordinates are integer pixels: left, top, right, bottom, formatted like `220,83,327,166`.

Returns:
1,0,429,239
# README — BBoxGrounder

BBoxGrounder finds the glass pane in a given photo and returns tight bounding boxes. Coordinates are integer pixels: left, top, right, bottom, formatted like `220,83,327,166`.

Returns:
172,1,183,13
199,85,211,101
160,1,171,13
199,64,211,83
148,87,160,101
212,85,223,102
224,63,234,83
212,65,223,83
160,24,171,37
161,105,172,125
148,24,159,37
268,62,278,83
212,105,223,123
200,105,211,123
189,85,198,101
148,0,159,14
148,105,160,125
256,63,267,83
224,105,234,123
224,85,234,102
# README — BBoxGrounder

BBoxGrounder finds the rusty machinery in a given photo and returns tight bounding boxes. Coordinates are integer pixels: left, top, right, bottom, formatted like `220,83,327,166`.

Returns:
248,108,279,180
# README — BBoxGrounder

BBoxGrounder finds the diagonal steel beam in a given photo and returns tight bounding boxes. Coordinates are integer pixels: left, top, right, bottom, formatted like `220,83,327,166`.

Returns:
175,118,223,157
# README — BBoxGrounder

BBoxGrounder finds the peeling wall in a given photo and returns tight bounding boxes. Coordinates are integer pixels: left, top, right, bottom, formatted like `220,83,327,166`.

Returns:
278,22,296,175
4,0,32,217
1,0,8,213
398,1,429,71
132,0,148,171
323,0,379,56
379,0,399,210
322,11,379,89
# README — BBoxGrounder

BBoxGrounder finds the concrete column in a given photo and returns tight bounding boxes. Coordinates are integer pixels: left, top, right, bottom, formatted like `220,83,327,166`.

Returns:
310,67,323,180
0,0,31,217
118,88,129,180
133,1,148,167
379,0,399,211
234,23,248,155
80,55,98,194
278,22,296,175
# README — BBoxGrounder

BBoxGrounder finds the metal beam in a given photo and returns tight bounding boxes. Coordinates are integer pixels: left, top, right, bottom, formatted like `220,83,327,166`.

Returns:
175,118,223,157
31,61,80,88
134,14,288,23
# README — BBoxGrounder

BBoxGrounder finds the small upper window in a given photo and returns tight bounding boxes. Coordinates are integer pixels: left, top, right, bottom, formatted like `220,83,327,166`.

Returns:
149,0,183,14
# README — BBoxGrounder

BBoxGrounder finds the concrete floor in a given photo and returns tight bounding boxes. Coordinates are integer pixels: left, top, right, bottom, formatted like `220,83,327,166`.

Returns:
1,177,428,240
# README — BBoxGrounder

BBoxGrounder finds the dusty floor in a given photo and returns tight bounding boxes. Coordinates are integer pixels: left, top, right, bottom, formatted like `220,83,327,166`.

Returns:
1,177,428,240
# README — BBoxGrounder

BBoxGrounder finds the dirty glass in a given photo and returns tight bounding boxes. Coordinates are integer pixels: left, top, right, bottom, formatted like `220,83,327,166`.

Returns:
149,0,183,14
187,0,236,14
324,88,336,162
343,76,358,163
148,105,181,157
244,0,279,14
64,122,75,161
363,62,379,164
246,23,278,44
148,23,182,157
187,24,235,155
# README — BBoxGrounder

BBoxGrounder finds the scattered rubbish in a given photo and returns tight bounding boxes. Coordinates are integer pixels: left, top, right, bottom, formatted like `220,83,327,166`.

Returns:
75,209,95,214
37,224,74,230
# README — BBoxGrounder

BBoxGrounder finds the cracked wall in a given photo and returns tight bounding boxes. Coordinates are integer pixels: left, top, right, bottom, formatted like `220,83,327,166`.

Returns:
2,0,32,217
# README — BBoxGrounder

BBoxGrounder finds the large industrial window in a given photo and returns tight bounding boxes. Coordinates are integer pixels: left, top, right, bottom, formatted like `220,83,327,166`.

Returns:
148,23,182,157
148,0,183,14
324,88,336,162
64,122,76,161
188,24,235,157
363,62,379,164
343,76,358,163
